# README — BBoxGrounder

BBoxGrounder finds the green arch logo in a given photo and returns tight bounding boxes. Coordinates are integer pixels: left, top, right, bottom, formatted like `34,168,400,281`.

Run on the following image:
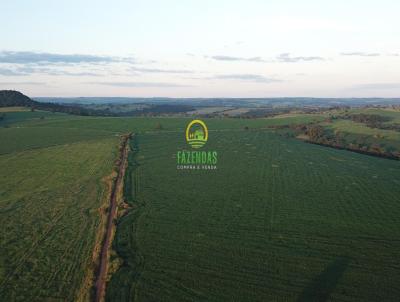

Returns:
186,119,208,149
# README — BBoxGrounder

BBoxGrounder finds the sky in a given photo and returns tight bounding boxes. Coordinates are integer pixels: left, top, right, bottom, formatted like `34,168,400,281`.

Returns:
0,0,399,97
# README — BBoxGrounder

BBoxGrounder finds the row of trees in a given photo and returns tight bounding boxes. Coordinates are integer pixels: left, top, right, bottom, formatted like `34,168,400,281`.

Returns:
306,125,400,160
271,123,400,160
345,114,388,128
341,113,400,131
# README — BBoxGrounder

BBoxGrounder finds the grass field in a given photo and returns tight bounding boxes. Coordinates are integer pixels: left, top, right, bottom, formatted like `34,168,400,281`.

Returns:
107,129,400,301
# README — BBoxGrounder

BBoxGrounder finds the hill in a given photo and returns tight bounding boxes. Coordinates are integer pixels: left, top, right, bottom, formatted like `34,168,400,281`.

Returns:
0,90,110,116
0,90,194,117
0,90,35,107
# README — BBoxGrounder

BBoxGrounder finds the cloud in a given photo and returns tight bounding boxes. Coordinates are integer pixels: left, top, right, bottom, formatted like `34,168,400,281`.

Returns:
209,53,324,63
213,74,281,83
129,66,193,74
276,53,325,62
15,66,101,76
353,83,400,89
0,67,27,76
340,52,380,57
208,55,266,63
0,51,132,64
52,70,100,76
90,81,192,88
0,81,46,85
0,51,193,77
0,65,103,76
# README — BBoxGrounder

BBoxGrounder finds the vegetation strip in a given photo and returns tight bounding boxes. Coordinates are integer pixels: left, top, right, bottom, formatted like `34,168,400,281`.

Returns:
105,135,145,301
94,133,132,302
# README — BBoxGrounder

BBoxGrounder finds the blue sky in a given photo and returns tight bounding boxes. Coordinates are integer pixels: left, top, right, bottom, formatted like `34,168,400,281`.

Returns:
0,0,399,97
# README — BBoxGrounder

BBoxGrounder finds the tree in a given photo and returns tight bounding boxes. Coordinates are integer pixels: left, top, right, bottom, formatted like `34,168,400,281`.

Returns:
307,125,324,141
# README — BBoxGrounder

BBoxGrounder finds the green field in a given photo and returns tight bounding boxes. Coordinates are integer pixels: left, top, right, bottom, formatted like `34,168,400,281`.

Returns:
0,111,120,301
0,110,70,127
17,114,326,133
1,109,400,301
107,129,400,301
347,108,400,124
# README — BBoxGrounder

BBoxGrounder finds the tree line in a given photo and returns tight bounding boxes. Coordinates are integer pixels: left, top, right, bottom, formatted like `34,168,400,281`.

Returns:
271,122,400,160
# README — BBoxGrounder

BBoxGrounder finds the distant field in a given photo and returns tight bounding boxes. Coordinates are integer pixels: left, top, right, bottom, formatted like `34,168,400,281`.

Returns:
0,127,116,155
107,129,400,301
187,107,232,115
327,120,400,141
321,109,400,153
13,114,326,134
348,108,400,124
222,107,252,116
0,106,30,112
0,110,71,126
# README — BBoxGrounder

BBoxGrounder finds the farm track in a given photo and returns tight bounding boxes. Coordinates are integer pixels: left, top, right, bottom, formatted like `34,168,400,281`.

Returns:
94,134,131,302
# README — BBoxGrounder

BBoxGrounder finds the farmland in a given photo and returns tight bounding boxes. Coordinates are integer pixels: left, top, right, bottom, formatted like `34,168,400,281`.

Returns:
107,128,400,301
0,111,119,301
14,113,326,133
1,108,400,301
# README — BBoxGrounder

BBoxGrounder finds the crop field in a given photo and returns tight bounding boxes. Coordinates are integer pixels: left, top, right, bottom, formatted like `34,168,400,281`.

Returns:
0,110,120,300
107,129,400,301
0,127,117,155
2,109,400,301
0,139,119,300
17,114,326,134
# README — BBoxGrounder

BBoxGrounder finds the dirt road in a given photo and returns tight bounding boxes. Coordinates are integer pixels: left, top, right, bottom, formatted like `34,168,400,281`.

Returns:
94,134,131,302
